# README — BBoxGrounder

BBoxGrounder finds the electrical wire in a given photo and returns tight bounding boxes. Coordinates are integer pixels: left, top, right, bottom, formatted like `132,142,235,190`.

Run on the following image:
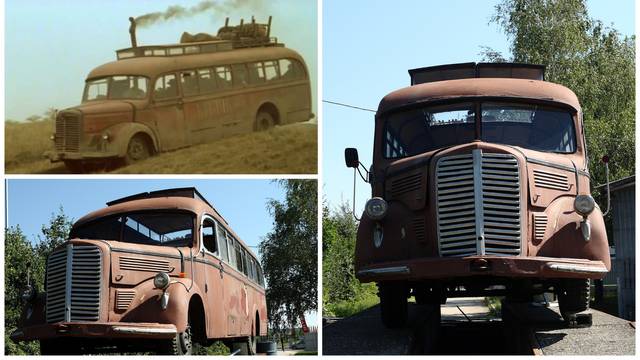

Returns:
323,100,376,113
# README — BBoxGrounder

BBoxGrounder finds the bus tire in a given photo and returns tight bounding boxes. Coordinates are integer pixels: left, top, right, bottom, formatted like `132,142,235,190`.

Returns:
379,283,408,328
124,134,151,165
161,323,193,355
255,111,275,131
558,279,590,321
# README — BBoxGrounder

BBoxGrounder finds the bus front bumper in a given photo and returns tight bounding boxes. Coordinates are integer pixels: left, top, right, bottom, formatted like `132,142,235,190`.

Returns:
356,256,609,283
10,322,177,342
46,150,119,162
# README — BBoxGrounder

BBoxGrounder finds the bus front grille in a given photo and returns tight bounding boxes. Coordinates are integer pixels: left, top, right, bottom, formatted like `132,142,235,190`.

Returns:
435,150,522,257
45,244,102,323
55,113,81,152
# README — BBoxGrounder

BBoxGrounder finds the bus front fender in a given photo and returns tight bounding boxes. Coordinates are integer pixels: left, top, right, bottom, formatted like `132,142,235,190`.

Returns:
103,122,159,158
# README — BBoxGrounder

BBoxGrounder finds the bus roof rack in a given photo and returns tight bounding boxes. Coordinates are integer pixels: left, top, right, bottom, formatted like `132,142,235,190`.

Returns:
118,15,282,60
408,62,546,85
107,187,229,225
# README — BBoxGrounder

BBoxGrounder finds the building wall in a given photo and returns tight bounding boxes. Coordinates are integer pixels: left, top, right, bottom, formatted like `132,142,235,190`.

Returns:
611,184,635,321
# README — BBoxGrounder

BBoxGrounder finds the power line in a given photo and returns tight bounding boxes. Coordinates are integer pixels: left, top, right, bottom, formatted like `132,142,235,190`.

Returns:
323,100,376,113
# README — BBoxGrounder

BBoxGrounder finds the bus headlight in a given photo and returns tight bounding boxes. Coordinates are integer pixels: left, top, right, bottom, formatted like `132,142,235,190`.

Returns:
574,195,595,217
153,272,170,290
101,132,111,141
365,197,388,220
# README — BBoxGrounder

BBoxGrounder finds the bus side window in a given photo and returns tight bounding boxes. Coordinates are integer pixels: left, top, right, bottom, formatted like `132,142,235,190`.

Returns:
232,64,248,87
227,233,236,268
215,66,232,90
264,60,279,82
202,219,217,254
181,70,199,97
154,74,178,99
279,59,295,80
216,222,229,261
199,68,216,94
235,242,243,273
242,249,249,277
247,62,265,84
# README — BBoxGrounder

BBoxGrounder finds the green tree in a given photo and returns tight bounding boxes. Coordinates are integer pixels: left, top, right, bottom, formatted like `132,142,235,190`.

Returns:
259,180,317,350
5,208,73,355
484,0,635,186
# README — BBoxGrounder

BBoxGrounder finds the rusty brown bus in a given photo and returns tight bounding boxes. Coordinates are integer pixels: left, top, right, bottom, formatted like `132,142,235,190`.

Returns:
344,63,610,328
11,188,268,355
47,17,313,172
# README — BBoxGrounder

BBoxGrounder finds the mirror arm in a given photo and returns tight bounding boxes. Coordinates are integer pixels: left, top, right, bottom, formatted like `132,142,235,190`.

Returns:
351,168,361,221
602,161,611,216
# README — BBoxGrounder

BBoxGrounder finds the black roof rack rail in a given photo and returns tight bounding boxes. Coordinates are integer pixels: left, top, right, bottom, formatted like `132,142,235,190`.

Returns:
107,187,229,225
408,62,545,85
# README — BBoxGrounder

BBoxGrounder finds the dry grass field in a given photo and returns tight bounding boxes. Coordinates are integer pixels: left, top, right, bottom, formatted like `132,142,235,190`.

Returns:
5,120,317,174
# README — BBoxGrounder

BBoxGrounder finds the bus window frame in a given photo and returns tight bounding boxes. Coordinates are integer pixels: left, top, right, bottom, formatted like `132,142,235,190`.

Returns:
200,214,220,258
152,72,182,102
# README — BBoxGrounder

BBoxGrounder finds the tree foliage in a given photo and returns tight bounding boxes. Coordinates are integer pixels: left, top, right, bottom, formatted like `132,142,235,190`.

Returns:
5,208,73,355
259,180,317,348
484,0,635,185
322,201,377,317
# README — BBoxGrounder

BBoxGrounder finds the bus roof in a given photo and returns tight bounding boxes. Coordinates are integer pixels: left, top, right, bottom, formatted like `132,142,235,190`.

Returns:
73,192,259,260
87,46,305,80
377,77,581,115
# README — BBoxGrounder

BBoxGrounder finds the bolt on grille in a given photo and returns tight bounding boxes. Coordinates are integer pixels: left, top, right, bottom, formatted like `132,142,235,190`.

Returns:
55,113,81,152
436,150,522,257
45,244,102,323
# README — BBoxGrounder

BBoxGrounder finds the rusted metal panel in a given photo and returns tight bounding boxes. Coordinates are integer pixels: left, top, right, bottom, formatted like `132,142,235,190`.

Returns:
14,189,268,346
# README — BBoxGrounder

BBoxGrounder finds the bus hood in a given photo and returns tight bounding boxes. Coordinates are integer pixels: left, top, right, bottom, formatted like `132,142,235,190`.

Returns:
68,100,139,116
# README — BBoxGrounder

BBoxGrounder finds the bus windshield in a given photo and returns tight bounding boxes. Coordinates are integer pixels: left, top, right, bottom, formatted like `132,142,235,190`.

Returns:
83,75,149,102
383,102,576,158
70,211,194,247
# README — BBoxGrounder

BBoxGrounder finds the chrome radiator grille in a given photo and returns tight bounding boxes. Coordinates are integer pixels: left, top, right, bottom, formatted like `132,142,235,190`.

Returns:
55,113,81,152
45,244,102,323
436,150,522,257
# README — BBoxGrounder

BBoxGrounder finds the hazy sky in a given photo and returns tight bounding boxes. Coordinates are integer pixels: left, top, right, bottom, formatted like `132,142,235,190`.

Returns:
5,0,317,121
322,0,635,216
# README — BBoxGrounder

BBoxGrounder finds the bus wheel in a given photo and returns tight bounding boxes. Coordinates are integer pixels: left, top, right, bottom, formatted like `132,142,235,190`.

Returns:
255,111,275,131
557,279,590,321
379,282,408,328
162,324,193,355
125,135,151,165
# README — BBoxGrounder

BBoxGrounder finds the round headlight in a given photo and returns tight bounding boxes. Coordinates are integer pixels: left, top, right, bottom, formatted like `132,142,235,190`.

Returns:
365,197,388,220
153,272,170,290
574,195,595,217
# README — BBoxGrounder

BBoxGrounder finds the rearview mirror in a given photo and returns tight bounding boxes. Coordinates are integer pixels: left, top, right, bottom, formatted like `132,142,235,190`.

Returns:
344,148,359,168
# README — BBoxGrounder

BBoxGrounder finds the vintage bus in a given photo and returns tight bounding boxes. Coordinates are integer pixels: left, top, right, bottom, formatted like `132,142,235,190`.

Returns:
46,17,313,172
344,63,610,328
12,188,268,355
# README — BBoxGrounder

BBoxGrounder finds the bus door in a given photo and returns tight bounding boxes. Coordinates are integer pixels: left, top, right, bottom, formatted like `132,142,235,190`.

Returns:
152,73,189,150
201,216,226,338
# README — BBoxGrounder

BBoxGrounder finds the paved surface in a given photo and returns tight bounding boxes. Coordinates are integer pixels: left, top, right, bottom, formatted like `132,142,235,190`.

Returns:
528,302,635,355
441,297,495,322
323,304,436,355
323,298,635,355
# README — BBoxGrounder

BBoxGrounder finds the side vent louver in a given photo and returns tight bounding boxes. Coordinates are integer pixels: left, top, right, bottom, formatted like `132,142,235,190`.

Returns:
390,173,422,197
533,169,569,191
119,256,172,273
413,217,426,243
533,213,548,242
115,289,136,311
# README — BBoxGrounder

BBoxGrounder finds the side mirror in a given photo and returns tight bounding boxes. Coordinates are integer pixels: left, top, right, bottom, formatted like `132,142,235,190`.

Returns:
344,148,359,168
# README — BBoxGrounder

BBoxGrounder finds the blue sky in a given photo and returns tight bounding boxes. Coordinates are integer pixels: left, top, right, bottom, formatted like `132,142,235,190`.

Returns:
5,0,317,121
322,0,635,215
